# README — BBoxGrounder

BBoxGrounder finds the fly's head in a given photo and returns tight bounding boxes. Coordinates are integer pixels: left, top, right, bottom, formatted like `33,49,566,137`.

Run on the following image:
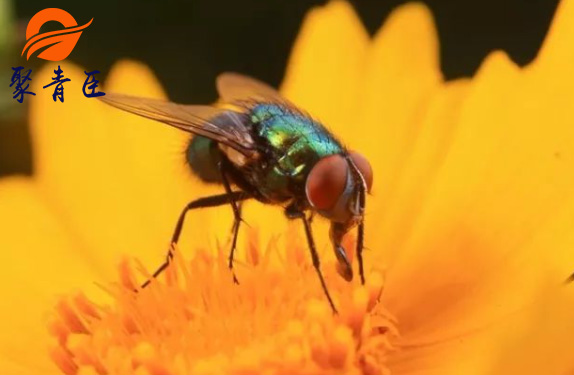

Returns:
305,152,373,281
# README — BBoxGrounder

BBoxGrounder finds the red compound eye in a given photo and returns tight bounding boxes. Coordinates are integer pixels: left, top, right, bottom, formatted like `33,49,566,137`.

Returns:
349,151,373,192
305,154,348,210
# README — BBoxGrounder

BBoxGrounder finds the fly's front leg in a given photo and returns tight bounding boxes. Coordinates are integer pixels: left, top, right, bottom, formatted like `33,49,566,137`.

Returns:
285,205,338,314
356,220,365,285
141,191,249,289
345,154,368,285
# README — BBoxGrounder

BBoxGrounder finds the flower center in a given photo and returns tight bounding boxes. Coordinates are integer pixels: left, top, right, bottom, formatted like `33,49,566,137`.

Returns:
49,236,398,375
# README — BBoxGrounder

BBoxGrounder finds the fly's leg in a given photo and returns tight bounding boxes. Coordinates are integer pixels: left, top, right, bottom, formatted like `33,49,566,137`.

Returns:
230,201,243,233
308,211,315,224
355,174,366,285
344,154,368,286
285,205,338,314
219,162,243,284
141,191,249,289
357,220,365,285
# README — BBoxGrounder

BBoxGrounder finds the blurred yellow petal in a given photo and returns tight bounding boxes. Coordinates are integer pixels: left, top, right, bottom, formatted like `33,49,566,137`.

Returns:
30,61,230,280
0,177,102,375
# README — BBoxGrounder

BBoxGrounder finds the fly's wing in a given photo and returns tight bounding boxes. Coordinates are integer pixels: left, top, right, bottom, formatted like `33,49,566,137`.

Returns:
216,72,287,104
99,93,258,158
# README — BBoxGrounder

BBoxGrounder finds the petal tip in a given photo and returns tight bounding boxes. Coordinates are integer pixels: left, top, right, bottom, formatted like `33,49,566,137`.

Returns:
476,50,521,77
311,0,361,23
291,0,367,49
370,1,440,74
376,2,437,39
535,0,574,71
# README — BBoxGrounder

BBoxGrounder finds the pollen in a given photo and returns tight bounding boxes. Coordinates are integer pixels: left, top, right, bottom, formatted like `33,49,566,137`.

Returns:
48,232,398,375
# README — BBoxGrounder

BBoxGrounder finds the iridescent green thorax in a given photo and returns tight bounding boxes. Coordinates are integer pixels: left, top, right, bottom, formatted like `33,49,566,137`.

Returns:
249,103,344,202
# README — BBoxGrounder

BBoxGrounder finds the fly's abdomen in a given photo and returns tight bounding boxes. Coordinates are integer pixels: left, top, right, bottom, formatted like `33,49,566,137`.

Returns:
186,136,222,183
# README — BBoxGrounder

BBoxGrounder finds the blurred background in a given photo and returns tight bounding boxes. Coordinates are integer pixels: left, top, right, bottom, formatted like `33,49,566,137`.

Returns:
0,0,560,177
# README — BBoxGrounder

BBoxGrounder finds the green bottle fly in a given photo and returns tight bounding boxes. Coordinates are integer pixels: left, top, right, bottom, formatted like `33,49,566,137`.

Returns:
100,73,373,313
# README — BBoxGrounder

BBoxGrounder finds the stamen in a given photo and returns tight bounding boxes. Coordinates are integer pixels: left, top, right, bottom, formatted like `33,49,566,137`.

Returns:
49,238,398,375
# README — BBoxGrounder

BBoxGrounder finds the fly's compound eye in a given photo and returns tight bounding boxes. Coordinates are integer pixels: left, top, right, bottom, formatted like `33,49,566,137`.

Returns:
305,154,348,210
349,151,373,192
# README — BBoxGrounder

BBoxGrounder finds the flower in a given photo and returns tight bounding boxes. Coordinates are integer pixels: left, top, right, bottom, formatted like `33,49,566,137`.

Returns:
1,1,574,374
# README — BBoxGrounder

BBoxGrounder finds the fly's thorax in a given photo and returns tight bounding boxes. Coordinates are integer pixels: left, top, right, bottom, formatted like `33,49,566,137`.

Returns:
246,103,345,203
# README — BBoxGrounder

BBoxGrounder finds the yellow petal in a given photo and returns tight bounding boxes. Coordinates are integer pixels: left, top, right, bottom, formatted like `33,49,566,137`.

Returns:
369,79,470,269
386,283,574,375
488,284,574,374
534,0,574,82
384,44,574,347
388,329,497,375
0,177,101,375
357,3,442,212
30,61,230,280
281,0,368,133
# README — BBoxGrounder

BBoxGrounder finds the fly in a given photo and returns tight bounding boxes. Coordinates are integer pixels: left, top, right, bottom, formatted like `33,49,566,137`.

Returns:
99,73,373,313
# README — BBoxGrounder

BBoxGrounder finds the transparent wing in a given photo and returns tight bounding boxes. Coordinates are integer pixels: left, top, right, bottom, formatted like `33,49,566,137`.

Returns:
100,93,258,157
216,72,286,103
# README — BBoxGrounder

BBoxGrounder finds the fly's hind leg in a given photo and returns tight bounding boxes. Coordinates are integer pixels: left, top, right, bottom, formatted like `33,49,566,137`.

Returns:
141,190,249,289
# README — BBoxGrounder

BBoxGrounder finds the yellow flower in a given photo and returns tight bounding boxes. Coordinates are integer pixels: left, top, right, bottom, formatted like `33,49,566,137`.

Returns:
1,1,574,374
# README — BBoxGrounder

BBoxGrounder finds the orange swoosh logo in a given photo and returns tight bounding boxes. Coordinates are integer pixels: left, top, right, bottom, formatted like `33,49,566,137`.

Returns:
22,8,93,61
